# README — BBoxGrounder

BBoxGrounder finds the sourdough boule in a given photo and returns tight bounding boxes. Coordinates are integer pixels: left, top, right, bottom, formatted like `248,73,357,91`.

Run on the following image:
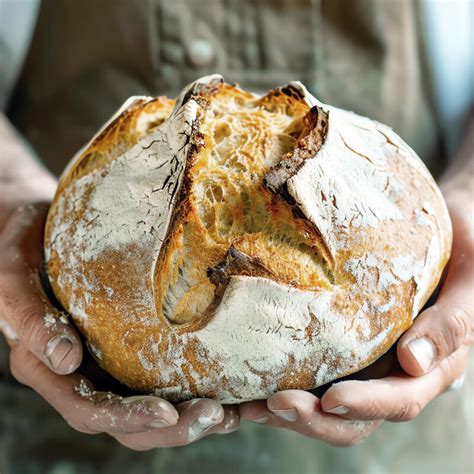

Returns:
44,75,452,403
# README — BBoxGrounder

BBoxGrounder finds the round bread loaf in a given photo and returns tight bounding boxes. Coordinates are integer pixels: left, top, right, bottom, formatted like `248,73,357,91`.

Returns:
44,75,452,403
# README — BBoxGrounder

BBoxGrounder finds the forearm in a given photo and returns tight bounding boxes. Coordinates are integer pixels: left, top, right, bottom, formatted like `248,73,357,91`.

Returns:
438,111,474,254
0,113,57,224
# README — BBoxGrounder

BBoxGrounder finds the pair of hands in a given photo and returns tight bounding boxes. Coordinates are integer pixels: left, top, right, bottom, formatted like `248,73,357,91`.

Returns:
0,198,472,450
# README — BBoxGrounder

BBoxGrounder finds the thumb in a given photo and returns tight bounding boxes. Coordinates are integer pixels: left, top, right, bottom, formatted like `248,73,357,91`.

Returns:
0,203,83,374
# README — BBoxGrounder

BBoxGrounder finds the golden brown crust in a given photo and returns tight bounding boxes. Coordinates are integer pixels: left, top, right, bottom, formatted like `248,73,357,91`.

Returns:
45,76,452,403
56,96,175,196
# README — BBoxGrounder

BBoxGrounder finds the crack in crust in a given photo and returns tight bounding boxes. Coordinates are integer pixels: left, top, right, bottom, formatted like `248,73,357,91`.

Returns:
263,105,334,269
263,106,329,199
207,246,276,291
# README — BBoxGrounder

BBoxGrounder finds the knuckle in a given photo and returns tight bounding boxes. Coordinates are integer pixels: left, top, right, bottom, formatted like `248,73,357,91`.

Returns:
115,437,154,451
437,350,458,381
335,438,360,448
309,425,347,445
329,421,378,447
442,305,471,352
362,399,385,421
437,347,468,389
10,347,43,387
305,421,328,440
9,354,26,384
361,412,383,421
25,355,43,383
16,304,45,347
308,427,325,440
65,416,100,435
392,401,422,422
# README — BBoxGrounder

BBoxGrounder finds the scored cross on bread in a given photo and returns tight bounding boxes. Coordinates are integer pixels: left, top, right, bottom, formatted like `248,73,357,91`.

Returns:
158,82,333,326
45,75,451,403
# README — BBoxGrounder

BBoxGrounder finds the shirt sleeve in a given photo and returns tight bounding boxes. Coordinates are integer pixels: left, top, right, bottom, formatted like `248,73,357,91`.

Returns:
0,0,39,110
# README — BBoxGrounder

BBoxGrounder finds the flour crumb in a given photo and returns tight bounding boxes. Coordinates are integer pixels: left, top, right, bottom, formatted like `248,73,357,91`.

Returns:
59,314,69,325
43,312,57,329
346,419,369,432
44,312,69,329
74,379,95,399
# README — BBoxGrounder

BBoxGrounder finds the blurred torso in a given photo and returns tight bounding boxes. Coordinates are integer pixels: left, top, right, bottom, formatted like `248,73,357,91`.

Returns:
7,0,445,177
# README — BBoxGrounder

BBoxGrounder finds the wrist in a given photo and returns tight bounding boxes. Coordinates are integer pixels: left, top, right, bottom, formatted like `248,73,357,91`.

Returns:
0,114,58,227
0,180,56,230
441,188,474,254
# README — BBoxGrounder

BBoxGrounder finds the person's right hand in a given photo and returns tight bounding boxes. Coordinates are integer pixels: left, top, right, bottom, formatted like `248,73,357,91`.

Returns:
0,202,239,450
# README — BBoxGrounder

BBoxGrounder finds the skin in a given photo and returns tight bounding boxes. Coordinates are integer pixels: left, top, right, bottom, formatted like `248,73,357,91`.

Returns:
0,107,472,449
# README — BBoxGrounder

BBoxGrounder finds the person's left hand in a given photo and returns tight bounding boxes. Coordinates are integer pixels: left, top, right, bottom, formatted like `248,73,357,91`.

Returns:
240,192,473,447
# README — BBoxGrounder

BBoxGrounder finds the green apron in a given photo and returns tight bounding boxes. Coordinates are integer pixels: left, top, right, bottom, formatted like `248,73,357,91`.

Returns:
3,1,471,473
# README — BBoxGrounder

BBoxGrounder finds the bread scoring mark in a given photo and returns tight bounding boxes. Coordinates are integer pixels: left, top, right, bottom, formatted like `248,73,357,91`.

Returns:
156,83,333,325
285,109,406,261
263,105,329,197
45,96,200,332
207,246,276,288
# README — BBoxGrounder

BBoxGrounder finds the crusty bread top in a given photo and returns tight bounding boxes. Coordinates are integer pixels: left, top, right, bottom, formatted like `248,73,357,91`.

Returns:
57,95,175,196
45,75,452,403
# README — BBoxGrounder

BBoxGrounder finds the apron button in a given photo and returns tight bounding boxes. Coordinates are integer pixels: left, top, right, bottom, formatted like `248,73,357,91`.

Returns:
187,39,215,67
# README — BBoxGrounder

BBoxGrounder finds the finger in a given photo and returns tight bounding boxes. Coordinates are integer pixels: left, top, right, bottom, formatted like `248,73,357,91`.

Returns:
397,211,474,377
212,404,241,435
9,343,178,434
241,391,381,447
0,204,82,374
321,346,469,422
239,399,271,424
114,398,227,450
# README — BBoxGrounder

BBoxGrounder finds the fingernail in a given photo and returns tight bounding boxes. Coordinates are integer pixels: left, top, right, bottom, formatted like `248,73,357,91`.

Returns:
324,405,351,415
252,416,270,424
146,419,174,429
407,337,436,372
270,408,298,422
178,399,201,409
188,415,219,441
122,396,178,425
45,335,74,371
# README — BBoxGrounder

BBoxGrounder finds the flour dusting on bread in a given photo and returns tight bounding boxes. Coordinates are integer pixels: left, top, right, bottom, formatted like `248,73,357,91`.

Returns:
45,75,452,403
